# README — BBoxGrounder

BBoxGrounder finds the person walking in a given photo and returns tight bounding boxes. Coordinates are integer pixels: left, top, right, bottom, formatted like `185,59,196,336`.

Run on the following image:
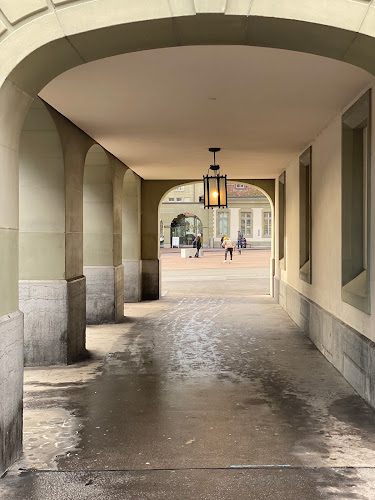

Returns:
222,236,235,263
194,233,202,258
237,231,243,249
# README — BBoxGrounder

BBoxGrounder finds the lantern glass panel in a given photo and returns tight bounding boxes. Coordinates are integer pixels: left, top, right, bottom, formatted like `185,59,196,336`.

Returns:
219,176,227,206
208,176,220,206
204,177,209,206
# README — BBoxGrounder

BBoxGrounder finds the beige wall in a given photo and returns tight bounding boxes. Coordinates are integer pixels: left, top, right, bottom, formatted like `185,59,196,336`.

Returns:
0,81,32,316
83,145,114,266
19,98,65,279
162,184,203,204
276,80,375,342
122,169,141,261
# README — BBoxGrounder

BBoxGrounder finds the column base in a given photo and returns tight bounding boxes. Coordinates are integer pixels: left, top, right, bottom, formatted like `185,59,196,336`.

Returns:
115,264,124,322
84,265,124,324
67,276,87,363
123,260,141,303
20,279,87,366
0,310,23,475
142,259,160,300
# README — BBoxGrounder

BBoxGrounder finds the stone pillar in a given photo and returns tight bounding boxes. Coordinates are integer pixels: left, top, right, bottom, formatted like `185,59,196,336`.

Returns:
113,161,126,321
19,99,89,366
122,170,142,302
84,146,126,323
163,225,171,248
202,224,209,247
141,181,162,300
141,180,197,300
0,80,32,474
142,259,161,300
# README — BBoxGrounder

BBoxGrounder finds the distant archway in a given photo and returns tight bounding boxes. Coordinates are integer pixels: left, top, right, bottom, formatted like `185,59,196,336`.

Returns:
170,213,203,247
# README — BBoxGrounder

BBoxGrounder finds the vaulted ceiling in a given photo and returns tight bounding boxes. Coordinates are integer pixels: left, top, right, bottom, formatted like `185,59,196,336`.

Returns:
40,45,373,180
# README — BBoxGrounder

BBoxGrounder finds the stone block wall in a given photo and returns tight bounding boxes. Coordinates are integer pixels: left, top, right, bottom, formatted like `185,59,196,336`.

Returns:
275,277,375,409
0,311,23,474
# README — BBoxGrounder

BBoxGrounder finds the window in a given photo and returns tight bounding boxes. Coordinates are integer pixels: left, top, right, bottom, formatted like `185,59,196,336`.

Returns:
168,198,174,202
176,198,182,202
218,212,229,236
175,186,184,191
235,184,246,189
241,212,252,236
299,147,312,284
278,172,286,267
263,211,271,237
341,89,371,313
184,197,190,202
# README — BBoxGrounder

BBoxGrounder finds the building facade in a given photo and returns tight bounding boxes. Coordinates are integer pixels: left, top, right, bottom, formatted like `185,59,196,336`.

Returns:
160,183,272,248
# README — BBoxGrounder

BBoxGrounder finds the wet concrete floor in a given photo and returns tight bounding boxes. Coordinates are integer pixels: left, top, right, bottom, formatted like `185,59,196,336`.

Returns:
2,250,375,498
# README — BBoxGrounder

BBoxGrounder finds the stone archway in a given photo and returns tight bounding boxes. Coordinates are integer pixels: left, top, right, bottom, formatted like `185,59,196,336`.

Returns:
170,213,203,247
2,0,375,475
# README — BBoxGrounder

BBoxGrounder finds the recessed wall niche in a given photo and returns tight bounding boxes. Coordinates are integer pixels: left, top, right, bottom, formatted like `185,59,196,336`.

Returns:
278,171,286,270
299,147,312,284
341,89,371,314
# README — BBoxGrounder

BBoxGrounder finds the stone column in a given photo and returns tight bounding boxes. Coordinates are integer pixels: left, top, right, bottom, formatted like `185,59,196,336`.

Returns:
19,99,90,366
141,180,199,299
83,146,126,323
122,170,142,302
202,224,209,247
163,225,171,248
0,80,32,474
141,180,162,300
113,159,126,321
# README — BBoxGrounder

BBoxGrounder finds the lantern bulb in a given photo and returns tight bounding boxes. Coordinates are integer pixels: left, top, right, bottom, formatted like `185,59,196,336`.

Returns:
212,191,219,198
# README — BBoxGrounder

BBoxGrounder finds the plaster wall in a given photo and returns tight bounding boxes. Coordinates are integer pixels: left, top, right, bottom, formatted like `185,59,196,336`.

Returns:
84,145,114,266
0,81,32,318
18,100,92,365
230,207,240,241
83,146,126,322
276,81,375,343
122,169,141,260
19,98,65,280
252,208,262,240
0,311,23,474
122,170,141,302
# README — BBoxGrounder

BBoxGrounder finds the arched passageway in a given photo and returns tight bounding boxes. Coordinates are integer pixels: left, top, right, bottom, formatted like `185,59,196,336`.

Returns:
159,181,274,300
2,1,375,486
170,213,203,247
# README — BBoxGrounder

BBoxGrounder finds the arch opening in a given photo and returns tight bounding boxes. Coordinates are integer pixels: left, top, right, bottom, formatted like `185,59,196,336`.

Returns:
170,213,203,247
159,180,274,298
3,4,375,478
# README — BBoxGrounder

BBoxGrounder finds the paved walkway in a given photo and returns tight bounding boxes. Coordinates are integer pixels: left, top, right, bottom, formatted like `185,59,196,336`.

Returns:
2,251,375,498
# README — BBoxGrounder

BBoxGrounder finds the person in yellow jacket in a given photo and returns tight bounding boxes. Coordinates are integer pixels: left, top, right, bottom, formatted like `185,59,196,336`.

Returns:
222,236,235,263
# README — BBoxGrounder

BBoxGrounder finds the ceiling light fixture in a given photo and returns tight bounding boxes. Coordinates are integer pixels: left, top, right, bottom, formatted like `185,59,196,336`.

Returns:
203,148,227,209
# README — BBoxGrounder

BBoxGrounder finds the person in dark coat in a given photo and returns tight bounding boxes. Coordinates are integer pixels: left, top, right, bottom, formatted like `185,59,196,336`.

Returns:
194,233,202,257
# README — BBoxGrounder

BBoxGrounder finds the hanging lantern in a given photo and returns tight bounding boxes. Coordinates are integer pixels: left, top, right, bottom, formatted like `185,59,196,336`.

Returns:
203,147,227,209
